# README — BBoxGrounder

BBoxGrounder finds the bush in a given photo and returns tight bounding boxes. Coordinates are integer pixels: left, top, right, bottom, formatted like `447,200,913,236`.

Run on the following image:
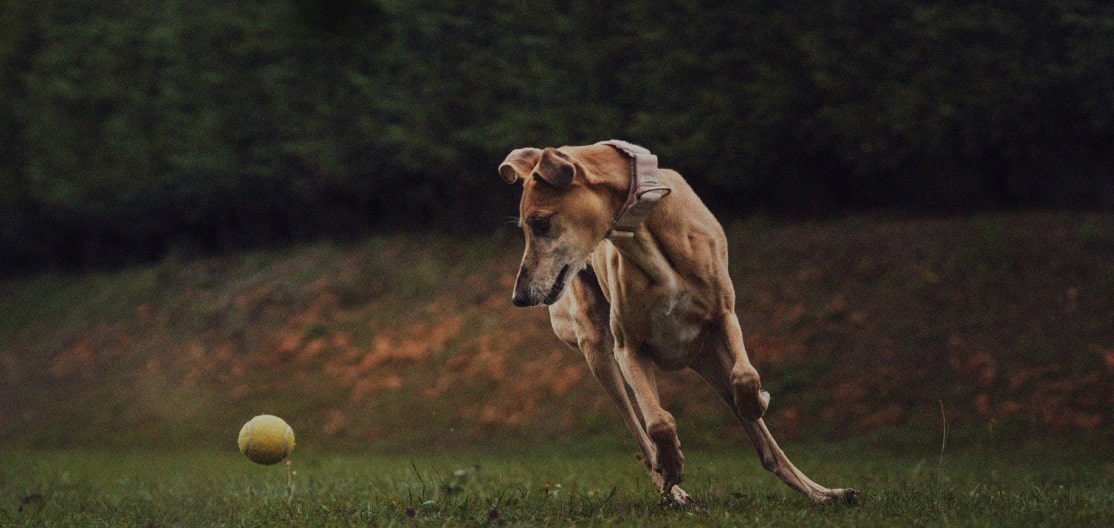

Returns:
1,0,1111,272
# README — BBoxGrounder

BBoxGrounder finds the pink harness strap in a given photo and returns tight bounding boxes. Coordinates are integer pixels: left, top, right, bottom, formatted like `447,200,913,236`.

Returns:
597,140,672,239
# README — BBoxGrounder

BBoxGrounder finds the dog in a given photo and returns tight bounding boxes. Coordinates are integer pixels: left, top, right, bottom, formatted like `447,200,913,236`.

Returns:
499,140,859,505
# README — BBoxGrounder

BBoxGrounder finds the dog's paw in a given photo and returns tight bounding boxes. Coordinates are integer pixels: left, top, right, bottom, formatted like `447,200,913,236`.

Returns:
648,422,684,491
840,488,861,506
670,485,694,507
812,488,861,506
657,485,694,508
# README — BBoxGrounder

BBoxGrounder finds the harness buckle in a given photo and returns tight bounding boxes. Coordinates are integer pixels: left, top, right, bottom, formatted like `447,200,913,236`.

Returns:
597,140,672,239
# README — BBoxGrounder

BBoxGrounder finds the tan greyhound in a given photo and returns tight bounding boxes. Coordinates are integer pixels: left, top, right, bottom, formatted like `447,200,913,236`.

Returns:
500,140,859,505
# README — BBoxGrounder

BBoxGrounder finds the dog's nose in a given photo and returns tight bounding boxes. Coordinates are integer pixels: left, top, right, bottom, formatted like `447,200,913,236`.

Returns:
512,268,534,307
512,291,532,307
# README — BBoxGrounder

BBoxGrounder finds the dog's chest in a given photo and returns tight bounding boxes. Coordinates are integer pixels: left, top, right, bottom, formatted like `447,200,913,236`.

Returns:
638,291,708,368
594,251,715,368
649,290,700,339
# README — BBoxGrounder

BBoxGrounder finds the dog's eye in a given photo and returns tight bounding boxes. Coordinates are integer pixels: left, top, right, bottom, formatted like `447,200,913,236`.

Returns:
528,215,552,238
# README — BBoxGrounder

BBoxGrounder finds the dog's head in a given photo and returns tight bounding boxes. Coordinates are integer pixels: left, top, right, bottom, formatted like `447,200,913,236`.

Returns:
499,146,618,307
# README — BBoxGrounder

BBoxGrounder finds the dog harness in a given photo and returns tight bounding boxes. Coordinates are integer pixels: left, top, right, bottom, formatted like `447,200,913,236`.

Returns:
597,140,672,239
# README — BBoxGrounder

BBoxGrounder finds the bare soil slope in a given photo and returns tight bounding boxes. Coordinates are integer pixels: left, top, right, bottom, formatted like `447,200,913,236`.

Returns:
2,213,1111,450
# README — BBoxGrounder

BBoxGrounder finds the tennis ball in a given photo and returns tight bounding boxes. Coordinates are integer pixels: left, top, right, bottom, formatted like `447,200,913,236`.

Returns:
238,415,295,465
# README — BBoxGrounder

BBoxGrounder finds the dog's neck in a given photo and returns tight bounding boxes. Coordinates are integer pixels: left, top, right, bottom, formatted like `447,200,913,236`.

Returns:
593,140,679,290
597,140,671,240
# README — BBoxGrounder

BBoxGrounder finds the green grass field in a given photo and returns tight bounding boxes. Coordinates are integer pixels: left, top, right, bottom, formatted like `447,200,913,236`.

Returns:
2,213,1112,526
2,438,1111,527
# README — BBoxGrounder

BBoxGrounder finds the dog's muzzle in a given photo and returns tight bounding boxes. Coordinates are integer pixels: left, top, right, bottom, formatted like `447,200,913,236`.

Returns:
511,265,570,307
542,265,570,305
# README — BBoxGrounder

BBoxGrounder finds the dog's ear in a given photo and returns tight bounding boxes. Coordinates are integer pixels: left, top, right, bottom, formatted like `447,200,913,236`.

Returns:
499,148,542,184
532,148,576,189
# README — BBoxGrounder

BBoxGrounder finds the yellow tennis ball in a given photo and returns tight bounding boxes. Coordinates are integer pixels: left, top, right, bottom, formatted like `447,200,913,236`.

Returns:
238,415,295,465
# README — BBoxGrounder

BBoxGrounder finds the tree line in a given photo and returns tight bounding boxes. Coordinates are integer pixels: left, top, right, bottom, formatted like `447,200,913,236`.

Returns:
1,0,1111,272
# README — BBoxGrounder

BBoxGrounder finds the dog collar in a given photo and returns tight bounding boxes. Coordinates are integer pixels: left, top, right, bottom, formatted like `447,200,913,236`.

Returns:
598,140,672,239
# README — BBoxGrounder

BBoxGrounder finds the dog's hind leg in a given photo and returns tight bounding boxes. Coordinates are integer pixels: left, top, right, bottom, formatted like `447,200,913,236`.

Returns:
741,418,859,504
717,313,770,420
690,314,860,505
549,272,692,505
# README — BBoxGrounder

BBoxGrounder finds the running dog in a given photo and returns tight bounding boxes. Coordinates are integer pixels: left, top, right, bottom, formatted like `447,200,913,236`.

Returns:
499,140,859,505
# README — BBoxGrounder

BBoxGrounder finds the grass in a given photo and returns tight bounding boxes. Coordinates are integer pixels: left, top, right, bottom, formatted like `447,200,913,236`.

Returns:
2,212,1112,525
1,439,1111,527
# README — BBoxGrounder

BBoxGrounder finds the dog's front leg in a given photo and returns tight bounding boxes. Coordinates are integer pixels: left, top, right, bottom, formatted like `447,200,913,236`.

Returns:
612,343,688,503
553,275,692,505
581,344,657,476
589,349,693,506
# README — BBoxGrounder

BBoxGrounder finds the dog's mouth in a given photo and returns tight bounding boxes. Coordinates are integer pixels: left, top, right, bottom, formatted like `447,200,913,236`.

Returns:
541,265,570,305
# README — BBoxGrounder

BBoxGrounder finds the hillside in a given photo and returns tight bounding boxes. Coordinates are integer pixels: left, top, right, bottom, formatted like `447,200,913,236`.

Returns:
1,213,1112,452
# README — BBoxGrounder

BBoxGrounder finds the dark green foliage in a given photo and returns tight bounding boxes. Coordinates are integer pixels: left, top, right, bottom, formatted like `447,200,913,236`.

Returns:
1,0,1112,271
